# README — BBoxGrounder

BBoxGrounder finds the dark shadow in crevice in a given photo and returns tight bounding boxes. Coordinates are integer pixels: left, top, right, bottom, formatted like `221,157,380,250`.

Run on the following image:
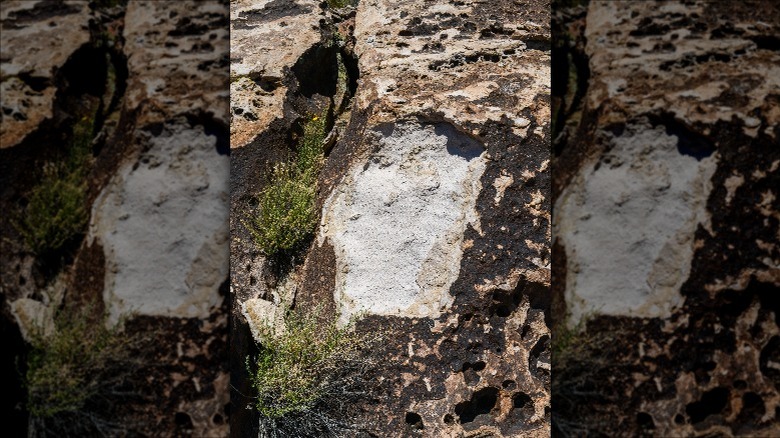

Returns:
291,43,339,99
648,112,715,161
185,112,230,156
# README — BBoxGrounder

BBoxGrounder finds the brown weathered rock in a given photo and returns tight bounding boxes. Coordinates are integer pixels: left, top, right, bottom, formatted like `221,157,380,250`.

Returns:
553,1,780,436
0,0,92,149
0,1,230,436
230,0,551,436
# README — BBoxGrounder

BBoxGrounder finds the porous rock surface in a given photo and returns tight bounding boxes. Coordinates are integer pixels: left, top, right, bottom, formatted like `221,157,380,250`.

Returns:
0,1,229,435
553,1,780,436
0,0,92,149
231,0,551,436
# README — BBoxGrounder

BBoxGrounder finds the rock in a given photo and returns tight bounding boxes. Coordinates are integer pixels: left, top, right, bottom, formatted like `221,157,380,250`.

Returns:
230,0,324,148
552,1,780,435
557,122,717,321
89,121,229,321
122,0,230,127
241,297,286,342
320,122,486,322
0,0,91,148
230,0,551,436
10,297,54,341
0,1,230,436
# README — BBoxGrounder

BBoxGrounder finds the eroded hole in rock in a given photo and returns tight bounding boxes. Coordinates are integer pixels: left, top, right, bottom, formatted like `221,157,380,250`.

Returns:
462,361,486,372
461,360,486,386
686,387,730,424
637,412,655,429
455,387,499,424
748,35,780,52
175,412,194,430
736,392,765,424
525,38,551,52
291,43,339,99
491,289,517,318
648,112,715,161
237,0,312,26
185,112,230,156
529,334,550,378
523,280,551,328
56,46,109,97
16,72,50,92
510,391,534,423
513,392,530,409
753,280,780,327
691,353,717,385
405,412,424,430
1,1,81,29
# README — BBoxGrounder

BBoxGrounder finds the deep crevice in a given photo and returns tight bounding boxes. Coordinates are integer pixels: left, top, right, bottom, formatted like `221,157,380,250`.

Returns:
1,6,131,434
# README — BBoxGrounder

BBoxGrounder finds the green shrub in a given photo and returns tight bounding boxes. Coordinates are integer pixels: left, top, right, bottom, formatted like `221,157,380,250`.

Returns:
17,168,88,256
248,308,377,436
327,0,358,9
16,114,94,256
245,113,327,256
25,306,128,419
25,303,142,437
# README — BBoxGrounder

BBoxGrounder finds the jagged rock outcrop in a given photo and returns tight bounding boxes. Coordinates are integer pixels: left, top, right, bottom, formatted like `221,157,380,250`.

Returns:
0,1,230,435
0,0,92,149
553,1,780,436
231,0,551,436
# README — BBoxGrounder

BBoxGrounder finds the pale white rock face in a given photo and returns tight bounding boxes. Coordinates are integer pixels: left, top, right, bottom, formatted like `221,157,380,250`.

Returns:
556,124,717,324
320,122,486,322
89,122,229,321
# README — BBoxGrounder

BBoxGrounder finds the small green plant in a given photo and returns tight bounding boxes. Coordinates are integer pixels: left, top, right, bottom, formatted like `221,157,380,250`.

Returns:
245,113,327,256
552,316,588,359
248,308,377,436
327,0,358,9
16,114,95,256
17,167,88,256
27,306,116,418
25,302,143,436
551,314,620,436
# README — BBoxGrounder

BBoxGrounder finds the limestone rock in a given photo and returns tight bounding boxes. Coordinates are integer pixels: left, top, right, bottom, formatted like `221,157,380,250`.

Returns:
0,0,91,148
230,0,324,148
0,1,230,436
552,1,780,435
122,0,230,127
230,0,551,436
